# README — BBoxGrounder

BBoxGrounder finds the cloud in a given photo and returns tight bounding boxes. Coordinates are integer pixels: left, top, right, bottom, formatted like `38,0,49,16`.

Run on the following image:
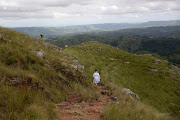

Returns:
0,0,180,26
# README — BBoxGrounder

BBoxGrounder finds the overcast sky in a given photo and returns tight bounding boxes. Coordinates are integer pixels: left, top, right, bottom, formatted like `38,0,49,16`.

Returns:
0,0,180,27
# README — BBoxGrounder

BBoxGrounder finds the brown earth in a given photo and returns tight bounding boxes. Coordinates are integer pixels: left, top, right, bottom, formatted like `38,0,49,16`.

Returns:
56,86,111,120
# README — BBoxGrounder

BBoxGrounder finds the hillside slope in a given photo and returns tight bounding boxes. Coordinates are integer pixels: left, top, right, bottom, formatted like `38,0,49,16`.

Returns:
0,27,179,120
64,42,180,119
0,27,98,120
47,28,180,67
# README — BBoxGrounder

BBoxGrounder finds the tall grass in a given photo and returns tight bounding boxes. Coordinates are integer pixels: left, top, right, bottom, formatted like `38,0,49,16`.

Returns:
0,27,179,119
64,41,180,119
103,87,174,120
0,27,97,119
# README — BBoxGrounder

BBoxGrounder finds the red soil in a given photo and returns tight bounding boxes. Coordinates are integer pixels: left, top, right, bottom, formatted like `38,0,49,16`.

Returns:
56,86,111,120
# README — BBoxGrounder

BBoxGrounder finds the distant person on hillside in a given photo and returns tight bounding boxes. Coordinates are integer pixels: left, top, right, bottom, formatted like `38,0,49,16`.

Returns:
93,70,100,85
40,34,43,38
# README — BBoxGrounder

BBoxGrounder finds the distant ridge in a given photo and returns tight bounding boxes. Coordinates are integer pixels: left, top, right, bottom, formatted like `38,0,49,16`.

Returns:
11,20,180,36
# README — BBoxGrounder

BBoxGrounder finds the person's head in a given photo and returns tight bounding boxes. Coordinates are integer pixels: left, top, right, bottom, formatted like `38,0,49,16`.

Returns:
95,69,97,72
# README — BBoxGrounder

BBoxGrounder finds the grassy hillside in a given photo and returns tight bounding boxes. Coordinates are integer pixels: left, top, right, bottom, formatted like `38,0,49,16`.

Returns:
47,28,180,67
0,27,180,120
64,42,180,119
0,27,98,120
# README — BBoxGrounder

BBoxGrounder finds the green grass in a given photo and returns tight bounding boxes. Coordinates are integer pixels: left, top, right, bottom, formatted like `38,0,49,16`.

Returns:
103,87,174,120
0,27,98,119
64,42,180,119
0,27,180,119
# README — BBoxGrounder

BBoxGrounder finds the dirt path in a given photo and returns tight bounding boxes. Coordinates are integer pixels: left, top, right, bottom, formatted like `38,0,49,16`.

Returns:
56,86,111,120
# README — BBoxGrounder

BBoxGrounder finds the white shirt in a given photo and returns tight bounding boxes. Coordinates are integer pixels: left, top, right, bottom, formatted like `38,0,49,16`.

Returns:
93,71,100,84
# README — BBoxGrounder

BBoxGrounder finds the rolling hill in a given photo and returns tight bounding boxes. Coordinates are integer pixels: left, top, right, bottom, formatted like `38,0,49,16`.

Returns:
0,27,179,119
64,42,180,119
46,26,180,67
0,27,98,119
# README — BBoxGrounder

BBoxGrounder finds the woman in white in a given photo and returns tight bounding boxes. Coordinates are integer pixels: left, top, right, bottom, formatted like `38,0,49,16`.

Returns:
93,70,100,85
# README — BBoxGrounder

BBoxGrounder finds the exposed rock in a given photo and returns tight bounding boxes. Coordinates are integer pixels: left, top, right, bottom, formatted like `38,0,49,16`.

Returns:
55,49,60,53
55,49,66,55
70,64,78,70
4,38,12,43
178,72,180,75
8,78,20,86
73,59,78,64
7,77,45,90
131,93,140,100
57,49,62,53
62,62,68,67
34,82,41,89
172,65,180,70
78,65,84,72
70,57,74,60
101,90,107,95
45,64,50,67
0,34,12,43
44,43,50,48
99,47,102,51
61,68,70,73
110,96,118,101
58,76,71,87
36,49,45,58
122,88,132,95
122,88,140,100
60,69,76,80
61,51,66,55
169,75,175,79
83,45,87,49
150,69,158,72
155,59,161,64
45,59,50,64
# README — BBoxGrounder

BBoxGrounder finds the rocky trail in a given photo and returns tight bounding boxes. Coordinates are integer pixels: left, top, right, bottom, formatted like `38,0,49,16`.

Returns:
56,86,111,120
